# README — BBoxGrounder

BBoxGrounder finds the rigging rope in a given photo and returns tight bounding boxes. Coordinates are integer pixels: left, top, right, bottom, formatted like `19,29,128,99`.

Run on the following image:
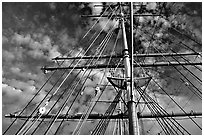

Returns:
136,86,189,135
55,21,119,134
169,42,201,72
136,12,202,132
144,87,189,134
3,59,66,134
149,32,202,83
70,14,124,135
53,69,94,134
137,29,202,100
8,34,94,134
151,45,202,97
136,88,172,134
91,89,122,135
43,43,110,134
4,5,120,134
145,72,202,131
15,52,81,134
73,20,120,135
112,119,118,135
43,73,84,135
82,5,111,39
41,14,119,134
25,71,81,134
18,25,103,134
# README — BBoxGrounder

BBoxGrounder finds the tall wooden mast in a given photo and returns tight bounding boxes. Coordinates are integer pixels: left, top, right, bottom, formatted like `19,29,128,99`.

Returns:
119,2,139,135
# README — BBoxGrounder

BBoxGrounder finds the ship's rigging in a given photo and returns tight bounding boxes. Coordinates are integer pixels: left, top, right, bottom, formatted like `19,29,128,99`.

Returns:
3,2,202,135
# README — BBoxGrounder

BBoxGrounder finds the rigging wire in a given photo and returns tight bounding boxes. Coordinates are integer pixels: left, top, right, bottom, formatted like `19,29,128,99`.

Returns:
53,69,94,134
141,86,191,135
136,86,189,135
5,10,106,133
145,73,202,131
14,55,78,135
45,40,110,134
32,66,91,134
88,57,122,135
149,31,202,84
5,3,120,133
91,90,122,135
140,12,202,130
112,119,118,135
55,20,120,134
167,41,201,72
141,39,202,131
20,113,44,135
35,12,118,134
142,91,186,135
72,98,95,134
135,2,201,134
15,49,76,134
73,37,115,135
54,35,119,135
168,26,202,46
136,87,174,134
73,15,126,135
2,57,67,134
150,46,202,97
14,50,77,134
161,3,202,46
132,14,201,72
82,5,112,39
53,5,121,134
72,18,120,135
16,22,104,134
15,66,71,134
42,72,85,135
136,28,202,100
131,14,170,134
22,70,82,134
131,12,198,135
178,41,202,57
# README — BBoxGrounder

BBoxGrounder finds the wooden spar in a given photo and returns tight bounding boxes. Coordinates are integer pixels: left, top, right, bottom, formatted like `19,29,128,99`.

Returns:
81,14,161,18
52,52,201,60
5,112,202,120
41,62,202,71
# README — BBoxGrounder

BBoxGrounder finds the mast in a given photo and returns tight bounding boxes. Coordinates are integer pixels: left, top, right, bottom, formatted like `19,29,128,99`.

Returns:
119,2,139,135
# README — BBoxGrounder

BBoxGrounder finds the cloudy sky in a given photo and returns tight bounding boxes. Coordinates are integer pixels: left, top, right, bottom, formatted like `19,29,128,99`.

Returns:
2,2,202,135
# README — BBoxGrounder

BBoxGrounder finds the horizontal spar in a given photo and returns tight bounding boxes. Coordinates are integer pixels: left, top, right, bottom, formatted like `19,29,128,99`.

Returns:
42,62,202,71
5,112,201,120
5,113,127,120
81,14,161,18
52,52,201,61
138,112,202,118
94,4,146,7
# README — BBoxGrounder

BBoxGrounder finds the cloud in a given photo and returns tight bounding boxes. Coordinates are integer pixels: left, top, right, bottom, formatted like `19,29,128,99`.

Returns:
146,2,157,10
2,49,15,62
